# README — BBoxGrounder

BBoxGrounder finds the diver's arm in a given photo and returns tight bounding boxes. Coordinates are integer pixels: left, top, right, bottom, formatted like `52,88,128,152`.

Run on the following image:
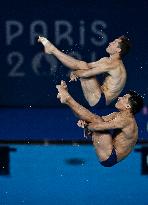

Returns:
88,114,127,131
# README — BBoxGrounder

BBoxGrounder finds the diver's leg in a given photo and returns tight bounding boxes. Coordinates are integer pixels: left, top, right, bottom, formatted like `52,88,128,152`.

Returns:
38,36,89,70
56,81,102,123
80,77,102,106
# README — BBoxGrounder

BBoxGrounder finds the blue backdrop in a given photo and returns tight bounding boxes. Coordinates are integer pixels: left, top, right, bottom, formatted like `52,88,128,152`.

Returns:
0,0,148,107
0,0,148,141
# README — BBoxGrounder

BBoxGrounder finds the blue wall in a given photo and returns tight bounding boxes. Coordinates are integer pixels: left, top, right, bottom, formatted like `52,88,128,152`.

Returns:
0,108,147,141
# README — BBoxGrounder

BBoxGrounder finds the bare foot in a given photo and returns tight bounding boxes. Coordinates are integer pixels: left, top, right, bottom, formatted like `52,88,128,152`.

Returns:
37,36,55,54
56,80,70,103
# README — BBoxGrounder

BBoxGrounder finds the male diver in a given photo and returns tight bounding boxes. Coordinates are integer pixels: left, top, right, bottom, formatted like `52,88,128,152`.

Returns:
38,35,130,107
56,81,143,167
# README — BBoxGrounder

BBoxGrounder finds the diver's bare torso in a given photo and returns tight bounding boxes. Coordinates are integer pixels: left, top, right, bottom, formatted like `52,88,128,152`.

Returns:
92,111,138,162
94,57,127,105
113,119,138,161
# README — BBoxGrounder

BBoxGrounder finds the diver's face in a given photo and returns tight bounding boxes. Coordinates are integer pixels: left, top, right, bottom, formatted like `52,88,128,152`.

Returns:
106,38,121,54
115,94,131,110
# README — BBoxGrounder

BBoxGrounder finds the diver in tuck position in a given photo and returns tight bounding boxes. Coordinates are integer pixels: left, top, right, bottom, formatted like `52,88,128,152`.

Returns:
56,81,143,167
38,35,131,107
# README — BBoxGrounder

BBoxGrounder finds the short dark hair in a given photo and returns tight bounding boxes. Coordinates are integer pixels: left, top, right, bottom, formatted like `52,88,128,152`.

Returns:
127,90,144,114
118,35,131,57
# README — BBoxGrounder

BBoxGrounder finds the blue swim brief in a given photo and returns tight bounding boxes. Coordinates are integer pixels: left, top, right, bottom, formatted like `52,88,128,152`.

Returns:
90,92,106,113
100,148,118,167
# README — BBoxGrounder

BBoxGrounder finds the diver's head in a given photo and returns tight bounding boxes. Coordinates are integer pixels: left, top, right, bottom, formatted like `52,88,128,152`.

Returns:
106,36,131,57
115,91,144,114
